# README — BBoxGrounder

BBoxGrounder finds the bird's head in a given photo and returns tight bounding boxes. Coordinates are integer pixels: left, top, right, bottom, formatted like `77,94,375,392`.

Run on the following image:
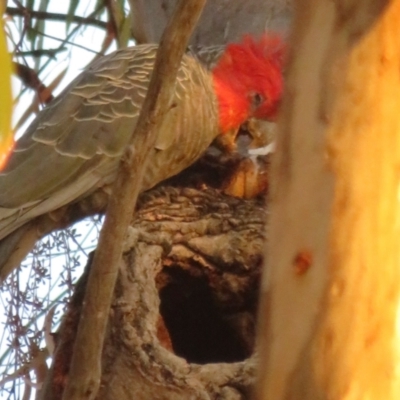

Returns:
212,33,285,134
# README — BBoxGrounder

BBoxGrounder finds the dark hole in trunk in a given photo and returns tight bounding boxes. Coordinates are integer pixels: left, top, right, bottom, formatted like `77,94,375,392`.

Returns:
157,266,252,364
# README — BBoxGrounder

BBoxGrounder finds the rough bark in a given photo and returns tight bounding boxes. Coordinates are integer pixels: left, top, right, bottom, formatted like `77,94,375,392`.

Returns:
256,1,400,399
43,187,267,400
129,0,293,45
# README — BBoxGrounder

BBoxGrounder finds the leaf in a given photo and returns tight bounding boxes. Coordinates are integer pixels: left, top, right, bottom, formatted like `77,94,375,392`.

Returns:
32,0,50,71
46,65,69,96
26,0,37,44
0,19,14,170
108,0,130,48
119,16,132,48
66,0,80,32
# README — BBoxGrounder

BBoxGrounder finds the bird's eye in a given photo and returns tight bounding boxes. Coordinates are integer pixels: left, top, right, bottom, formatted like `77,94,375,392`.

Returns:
250,92,264,108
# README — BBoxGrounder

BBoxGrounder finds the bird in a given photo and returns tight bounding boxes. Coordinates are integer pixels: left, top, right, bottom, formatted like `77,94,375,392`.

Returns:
0,33,285,281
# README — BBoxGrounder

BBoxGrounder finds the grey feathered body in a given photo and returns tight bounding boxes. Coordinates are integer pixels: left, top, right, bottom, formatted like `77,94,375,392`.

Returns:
0,45,219,242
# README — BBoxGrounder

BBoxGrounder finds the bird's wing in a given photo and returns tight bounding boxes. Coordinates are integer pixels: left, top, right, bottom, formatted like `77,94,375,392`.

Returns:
0,44,219,241
0,48,158,238
0,46,159,209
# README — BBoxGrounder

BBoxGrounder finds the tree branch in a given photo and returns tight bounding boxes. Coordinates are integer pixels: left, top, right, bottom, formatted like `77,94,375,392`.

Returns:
60,0,207,399
6,7,108,29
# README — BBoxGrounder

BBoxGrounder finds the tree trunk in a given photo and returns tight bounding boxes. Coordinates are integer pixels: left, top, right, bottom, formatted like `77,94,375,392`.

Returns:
256,1,400,399
42,186,267,399
129,0,293,45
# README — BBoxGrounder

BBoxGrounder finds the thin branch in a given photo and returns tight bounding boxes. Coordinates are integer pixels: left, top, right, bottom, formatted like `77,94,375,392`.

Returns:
14,48,67,59
13,62,54,104
26,27,101,54
6,7,108,30
60,0,207,399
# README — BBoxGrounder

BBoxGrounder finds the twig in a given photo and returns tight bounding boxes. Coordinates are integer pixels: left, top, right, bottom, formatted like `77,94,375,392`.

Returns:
26,27,102,54
60,0,207,399
6,7,108,30
14,48,67,59
13,62,54,104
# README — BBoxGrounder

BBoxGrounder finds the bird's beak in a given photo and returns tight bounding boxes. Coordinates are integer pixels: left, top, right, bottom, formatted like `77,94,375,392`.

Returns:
214,127,239,154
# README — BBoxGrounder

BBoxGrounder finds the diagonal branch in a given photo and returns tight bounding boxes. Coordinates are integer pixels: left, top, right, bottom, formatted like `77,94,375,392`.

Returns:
60,0,207,399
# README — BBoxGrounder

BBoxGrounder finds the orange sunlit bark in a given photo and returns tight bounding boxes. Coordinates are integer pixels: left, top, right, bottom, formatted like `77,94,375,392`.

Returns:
257,1,400,399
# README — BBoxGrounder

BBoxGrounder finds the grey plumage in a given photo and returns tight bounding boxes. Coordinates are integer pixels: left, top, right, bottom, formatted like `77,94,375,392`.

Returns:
0,44,219,279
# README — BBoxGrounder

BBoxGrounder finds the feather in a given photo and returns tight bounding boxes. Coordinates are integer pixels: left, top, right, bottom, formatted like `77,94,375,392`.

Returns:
0,35,285,281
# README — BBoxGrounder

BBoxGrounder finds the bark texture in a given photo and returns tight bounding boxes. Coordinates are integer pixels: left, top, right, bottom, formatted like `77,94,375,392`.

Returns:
45,187,267,400
129,0,293,45
256,1,400,399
